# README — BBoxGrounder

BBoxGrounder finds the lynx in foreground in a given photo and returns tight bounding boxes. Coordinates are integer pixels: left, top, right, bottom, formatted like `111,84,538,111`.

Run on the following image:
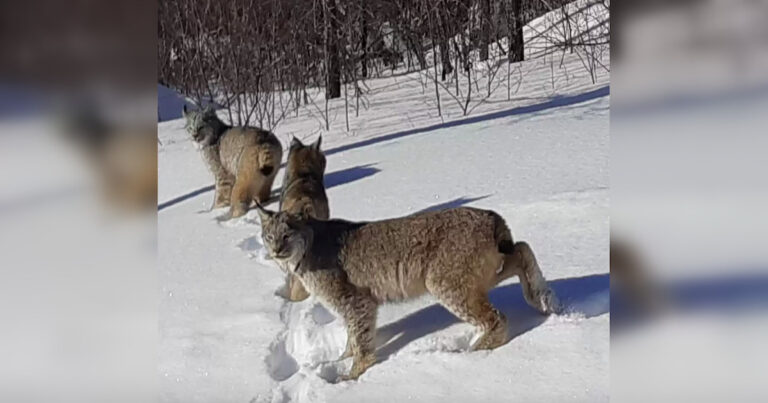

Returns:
257,205,560,381
183,106,282,218
279,136,329,302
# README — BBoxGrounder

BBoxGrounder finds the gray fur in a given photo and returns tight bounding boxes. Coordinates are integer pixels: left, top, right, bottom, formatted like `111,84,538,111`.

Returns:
278,136,330,301
257,206,560,380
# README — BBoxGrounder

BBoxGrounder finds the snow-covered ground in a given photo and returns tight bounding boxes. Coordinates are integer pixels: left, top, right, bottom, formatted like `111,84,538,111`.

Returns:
158,9,609,401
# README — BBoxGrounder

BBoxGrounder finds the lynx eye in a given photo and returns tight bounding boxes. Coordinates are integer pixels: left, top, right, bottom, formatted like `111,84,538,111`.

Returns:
265,234,274,243
282,234,290,241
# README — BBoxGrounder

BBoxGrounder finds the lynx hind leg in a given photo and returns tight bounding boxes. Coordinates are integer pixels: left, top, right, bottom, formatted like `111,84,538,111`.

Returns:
287,274,310,302
427,271,508,351
504,241,560,314
230,177,251,218
229,172,253,218
213,173,235,208
251,171,276,205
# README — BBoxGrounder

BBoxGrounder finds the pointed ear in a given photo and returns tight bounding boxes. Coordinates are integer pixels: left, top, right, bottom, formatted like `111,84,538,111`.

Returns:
255,203,275,223
312,135,322,151
290,136,303,148
182,104,190,119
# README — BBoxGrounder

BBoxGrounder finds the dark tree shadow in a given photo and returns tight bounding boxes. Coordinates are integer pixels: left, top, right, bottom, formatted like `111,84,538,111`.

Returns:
158,163,380,212
611,271,768,333
158,184,214,211
159,86,609,212
325,86,610,157
323,163,380,189
0,186,83,216
410,195,492,215
375,273,609,360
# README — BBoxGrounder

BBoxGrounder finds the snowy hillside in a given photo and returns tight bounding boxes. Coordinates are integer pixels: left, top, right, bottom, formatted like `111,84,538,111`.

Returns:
158,4,609,401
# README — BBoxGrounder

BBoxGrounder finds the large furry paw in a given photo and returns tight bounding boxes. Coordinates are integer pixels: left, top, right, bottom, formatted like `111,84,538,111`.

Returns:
337,339,353,361
229,203,248,218
538,288,562,315
338,353,376,382
213,199,230,209
287,293,310,302
288,280,311,302
470,318,509,351
337,348,353,361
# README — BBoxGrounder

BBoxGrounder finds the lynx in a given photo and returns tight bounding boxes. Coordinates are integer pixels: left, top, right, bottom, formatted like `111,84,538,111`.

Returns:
66,109,157,211
256,205,560,381
279,136,330,302
183,106,282,218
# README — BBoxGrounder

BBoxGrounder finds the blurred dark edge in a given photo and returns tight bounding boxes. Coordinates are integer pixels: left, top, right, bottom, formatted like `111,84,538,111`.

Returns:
0,0,157,119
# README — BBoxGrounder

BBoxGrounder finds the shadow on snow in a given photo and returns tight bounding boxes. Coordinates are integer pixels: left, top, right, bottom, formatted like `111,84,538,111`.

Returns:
158,163,381,211
376,273,609,359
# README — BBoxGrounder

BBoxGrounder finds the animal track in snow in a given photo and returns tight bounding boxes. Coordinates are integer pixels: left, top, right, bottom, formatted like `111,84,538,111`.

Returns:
266,333,299,381
265,300,348,376
236,234,271,261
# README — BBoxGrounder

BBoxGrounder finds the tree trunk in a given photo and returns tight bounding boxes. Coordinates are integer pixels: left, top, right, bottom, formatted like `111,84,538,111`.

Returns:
508,0,524,63
440,40,453,81
437,6,453,81
325,0,341,99
360,1,368,78
479,0,491,61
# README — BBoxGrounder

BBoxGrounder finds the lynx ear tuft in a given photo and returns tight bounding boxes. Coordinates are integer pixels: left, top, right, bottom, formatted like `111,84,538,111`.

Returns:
255,203,275,223
182,104,190,118
313,135,322,151
290,136,303,148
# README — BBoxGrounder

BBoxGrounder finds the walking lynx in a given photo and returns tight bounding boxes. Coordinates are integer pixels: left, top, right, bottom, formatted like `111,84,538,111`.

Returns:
257,205,560,380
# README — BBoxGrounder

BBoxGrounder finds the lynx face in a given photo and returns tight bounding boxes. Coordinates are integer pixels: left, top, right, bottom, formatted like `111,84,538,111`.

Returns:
258,209,311,269
182,106,219,147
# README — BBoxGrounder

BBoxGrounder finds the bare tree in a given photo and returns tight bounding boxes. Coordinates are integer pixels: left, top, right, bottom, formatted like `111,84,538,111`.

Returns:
158,0,607,133
324,0,342,99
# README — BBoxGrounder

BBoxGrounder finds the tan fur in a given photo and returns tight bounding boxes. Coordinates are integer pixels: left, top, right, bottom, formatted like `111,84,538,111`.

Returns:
184,108,282,218
257,206,560,380
65,109,157,212
279,137,329,301
611,239,666,311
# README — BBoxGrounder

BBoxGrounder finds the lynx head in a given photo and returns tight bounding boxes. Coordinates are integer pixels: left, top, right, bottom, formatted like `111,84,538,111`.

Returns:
256,205,312,264
287,136,326,178
182,105,225,147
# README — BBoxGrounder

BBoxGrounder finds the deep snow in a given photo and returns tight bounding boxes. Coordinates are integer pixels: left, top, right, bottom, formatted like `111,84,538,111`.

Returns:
158,7,609,400
158,93,608,403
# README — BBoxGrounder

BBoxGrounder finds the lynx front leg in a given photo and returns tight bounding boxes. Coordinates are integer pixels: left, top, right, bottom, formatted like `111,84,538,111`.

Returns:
252,169,277,205
287,274,310,301
338,326,355,360
311,273,377,381
338,299,377,381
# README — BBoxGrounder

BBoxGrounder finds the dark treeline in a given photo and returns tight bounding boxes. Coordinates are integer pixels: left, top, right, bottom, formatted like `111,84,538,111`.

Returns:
158,0,601,129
